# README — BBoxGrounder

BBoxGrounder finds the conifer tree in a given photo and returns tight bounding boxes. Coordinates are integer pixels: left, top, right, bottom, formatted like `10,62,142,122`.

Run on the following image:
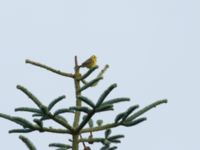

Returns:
0,56,167,150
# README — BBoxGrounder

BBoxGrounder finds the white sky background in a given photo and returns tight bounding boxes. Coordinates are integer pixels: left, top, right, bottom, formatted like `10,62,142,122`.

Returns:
0,0,200,150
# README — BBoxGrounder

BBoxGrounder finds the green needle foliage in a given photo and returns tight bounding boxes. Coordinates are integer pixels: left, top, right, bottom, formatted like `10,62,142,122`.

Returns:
0,56,167,150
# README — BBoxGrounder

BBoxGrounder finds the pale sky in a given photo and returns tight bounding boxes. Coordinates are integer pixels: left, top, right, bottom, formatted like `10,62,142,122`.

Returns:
0,0,200,150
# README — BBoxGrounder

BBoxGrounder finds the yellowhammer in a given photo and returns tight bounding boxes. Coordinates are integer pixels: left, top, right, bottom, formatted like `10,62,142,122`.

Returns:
80,55,97,69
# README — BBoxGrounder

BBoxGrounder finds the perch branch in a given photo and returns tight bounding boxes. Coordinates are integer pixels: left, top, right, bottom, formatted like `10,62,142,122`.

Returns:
26,59,74,78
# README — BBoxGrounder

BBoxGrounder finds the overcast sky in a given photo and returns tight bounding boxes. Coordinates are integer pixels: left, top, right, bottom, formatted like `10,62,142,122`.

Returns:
0,0,200,150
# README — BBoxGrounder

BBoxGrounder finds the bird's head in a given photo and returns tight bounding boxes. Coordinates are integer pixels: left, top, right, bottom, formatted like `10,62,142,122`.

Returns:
91,55,97,61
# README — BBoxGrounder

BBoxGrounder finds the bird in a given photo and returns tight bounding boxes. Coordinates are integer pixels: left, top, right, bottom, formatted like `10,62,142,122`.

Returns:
79,55,97,69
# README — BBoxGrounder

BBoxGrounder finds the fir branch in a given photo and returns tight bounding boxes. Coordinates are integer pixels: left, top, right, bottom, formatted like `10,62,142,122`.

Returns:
38,127,70,134
79,77,103,92
96,84,117,107
77,83,119,132
79,137,104,143
96,64,109,79
83,65,109,87
13,117,35,128
126,99,168,122
32,113,43,117
49,143,72,149
76,110,95,132
16,85,73,131
81,79,88,85
49,114,73,132
26,59,74,78
4,115,71,134
15,112,72,132
114,113,126,123
102,97,130,105
122,105,140,121
79,65,99,80
9,129,34,133
16,85,45,110
33,119,43,128
9,127,70,134
70,106,91,114
38,125,71,134
122,117,147,127
80,122,119,134
19,135,37,150
95,104,114,112
54,108,74,116
78,96,95,108
81,100,167,133
15,107,42,114
0,113,35,129
105,129,112,138
107,135,124,141
97,64,109,77
48,95,66,111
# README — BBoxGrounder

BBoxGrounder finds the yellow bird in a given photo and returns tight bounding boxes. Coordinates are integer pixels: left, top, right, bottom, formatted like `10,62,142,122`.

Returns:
80,55,97,69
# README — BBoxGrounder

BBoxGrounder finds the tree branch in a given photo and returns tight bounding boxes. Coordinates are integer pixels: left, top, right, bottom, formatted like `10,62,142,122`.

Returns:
26,59,74,78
